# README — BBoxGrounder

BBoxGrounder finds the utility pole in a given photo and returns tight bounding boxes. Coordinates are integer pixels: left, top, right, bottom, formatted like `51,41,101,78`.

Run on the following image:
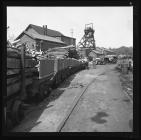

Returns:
70,29,74,45
71,28,73,38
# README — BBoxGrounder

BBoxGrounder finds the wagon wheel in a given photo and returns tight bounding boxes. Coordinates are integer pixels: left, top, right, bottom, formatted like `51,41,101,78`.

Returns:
11,100,24,124
38,84,45,101
57,72,61,84
61,71,65,81
55,73,59,86
43,89,49,97
60,72,63,81
6,116,13,130
66,68,69,77
43,83,51,97
51,76,56,89
54,73,60,87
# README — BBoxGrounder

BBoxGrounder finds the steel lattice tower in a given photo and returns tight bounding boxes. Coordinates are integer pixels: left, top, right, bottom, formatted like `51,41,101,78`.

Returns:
77,23,96,50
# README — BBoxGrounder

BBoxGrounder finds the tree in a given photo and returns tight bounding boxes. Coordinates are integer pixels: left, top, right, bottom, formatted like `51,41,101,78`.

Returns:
67,49,80,59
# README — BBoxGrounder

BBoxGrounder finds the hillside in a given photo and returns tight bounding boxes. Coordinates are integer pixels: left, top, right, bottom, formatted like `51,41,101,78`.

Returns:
110,46,133,56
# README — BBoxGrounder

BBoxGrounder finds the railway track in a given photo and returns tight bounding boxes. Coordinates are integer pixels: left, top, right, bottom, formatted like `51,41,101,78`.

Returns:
56,74,99,132
56,68,133,132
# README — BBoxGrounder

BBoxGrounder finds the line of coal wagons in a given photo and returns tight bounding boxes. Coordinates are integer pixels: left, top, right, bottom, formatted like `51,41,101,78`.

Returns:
6,46,88,130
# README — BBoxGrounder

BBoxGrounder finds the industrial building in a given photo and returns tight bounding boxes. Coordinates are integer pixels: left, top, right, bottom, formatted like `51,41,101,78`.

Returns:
15,24,76,51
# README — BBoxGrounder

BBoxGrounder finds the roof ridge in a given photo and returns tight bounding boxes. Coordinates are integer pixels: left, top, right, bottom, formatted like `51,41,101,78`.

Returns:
23,31,35,39
29,24,64,36
25,31,65,44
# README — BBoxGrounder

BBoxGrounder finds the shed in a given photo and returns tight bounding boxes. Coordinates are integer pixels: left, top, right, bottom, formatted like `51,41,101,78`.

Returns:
89,50,104,59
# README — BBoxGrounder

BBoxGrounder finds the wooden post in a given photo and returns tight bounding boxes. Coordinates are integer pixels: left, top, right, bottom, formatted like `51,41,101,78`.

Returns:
54,58,58,73
20,44,26,100
40,40,43,52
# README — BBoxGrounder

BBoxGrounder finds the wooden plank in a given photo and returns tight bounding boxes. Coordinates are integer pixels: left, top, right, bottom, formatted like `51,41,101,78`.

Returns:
7,77,33,97
24,67,38,73
7,57,21,69
7,49,21,58
7,82,21,97
25,59,38,68
7,57,38,69
7,46,21,52
7,55,34,59
7,69,20,75
7,73,20,79
7,77,20,86
7,67,38,80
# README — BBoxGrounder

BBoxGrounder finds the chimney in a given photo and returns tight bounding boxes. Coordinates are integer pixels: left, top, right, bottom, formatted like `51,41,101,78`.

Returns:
43,25,47,36
43,25,45,35
45,25,47,36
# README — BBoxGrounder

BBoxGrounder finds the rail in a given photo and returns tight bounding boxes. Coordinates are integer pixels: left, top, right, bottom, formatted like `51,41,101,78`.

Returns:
57,74,100,132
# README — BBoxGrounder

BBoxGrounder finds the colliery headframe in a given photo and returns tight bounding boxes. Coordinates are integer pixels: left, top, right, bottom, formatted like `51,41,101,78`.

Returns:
77,23,96,50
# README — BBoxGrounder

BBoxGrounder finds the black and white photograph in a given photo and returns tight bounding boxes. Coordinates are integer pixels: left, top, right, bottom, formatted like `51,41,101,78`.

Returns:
5,6,133,133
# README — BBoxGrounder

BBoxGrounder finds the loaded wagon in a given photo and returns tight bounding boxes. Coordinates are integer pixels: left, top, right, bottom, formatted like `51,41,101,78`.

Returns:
6,44,87,130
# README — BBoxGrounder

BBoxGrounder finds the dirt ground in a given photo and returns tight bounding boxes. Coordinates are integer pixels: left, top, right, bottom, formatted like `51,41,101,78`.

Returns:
61,65,133,132
118,70,133,100
12,64,133,132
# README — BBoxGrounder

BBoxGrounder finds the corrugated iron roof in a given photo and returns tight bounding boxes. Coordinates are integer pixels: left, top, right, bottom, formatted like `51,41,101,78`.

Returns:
24,31,66,44
92,50,103,55
48,45,75,51
103,48,115,53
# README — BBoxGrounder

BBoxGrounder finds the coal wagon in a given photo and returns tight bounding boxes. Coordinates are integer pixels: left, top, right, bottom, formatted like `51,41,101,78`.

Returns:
6,44,87,130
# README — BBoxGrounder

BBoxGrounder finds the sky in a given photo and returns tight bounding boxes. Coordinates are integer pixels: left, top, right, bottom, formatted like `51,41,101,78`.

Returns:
7,7,133,48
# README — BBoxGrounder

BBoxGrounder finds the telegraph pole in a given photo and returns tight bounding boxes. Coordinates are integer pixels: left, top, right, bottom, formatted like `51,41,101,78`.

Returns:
70,29,74,45
71,28,73,38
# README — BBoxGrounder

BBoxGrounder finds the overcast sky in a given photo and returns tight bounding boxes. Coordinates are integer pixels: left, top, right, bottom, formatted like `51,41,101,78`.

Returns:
7,7,133,48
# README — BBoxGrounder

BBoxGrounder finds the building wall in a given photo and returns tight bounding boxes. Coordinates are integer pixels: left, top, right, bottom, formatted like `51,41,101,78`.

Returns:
26,27,76,46
61,36,76,46
26,27,66,51
20,34,36,50
36,40,66,52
